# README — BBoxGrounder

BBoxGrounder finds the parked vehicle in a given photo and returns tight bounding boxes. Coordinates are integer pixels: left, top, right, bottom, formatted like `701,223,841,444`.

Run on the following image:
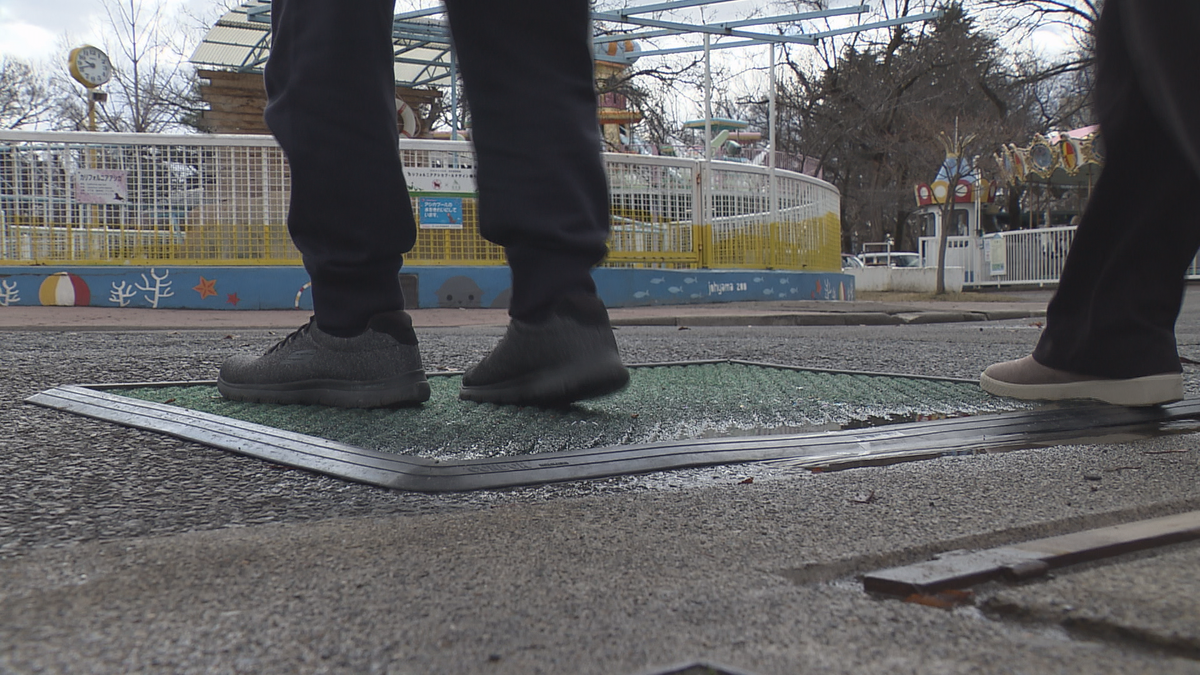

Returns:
858,252,922,268
841,254,864,269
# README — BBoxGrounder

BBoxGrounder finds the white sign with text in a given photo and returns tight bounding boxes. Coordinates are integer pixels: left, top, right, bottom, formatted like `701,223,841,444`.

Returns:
405,167,476,195
74,169,128,205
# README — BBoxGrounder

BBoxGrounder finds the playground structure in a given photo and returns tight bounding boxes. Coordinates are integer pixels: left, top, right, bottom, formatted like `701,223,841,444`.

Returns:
680,118,759,162
594,39,645,152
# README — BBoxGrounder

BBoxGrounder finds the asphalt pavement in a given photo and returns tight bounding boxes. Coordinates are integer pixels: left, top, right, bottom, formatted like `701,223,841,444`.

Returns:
2,289,1199,675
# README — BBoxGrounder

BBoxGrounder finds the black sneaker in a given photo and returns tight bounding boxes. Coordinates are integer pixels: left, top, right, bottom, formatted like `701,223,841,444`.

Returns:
460,295,630,406
217,310,430,408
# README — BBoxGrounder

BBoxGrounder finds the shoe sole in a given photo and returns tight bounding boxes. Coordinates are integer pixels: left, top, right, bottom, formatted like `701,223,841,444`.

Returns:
459,362,630,407
980,371,1184,407
217,370,431,408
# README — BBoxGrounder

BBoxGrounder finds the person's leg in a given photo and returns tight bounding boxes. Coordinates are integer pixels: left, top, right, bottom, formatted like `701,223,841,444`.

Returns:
441,0,609,322
263,0,415,335
981,0,1200,406
1034,0,1200,378
444,0,629,406
218,0,428,407
1121,1,1200,178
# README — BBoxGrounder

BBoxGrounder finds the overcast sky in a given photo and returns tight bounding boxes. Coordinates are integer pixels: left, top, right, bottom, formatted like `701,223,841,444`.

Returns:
0,0,225,64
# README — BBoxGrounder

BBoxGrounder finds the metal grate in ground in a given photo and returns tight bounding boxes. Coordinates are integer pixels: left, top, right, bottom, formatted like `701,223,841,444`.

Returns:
27,360,1200,491
111,361,1023,461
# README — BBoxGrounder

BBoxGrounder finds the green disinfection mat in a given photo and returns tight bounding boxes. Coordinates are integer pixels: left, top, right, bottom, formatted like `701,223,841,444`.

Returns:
27,360,1200,492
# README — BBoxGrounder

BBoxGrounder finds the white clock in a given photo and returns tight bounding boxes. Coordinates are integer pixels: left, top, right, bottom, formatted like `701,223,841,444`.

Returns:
68,45,112,88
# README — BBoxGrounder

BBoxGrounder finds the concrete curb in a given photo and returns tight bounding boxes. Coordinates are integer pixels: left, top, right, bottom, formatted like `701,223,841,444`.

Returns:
0,302,1048,331
612,308,1046,328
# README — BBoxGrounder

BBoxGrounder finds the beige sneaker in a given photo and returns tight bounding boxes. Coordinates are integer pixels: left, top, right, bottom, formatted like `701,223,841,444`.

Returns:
980,355,1183,407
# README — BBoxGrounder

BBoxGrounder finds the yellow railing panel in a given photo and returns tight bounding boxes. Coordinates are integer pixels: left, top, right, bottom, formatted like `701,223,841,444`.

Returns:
0,132,842,271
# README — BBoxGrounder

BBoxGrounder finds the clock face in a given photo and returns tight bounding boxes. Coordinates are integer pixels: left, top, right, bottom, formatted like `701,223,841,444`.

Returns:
70,46,112,87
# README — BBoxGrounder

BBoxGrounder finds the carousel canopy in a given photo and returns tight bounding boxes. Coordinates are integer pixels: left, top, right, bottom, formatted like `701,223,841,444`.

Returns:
996,126,1103,187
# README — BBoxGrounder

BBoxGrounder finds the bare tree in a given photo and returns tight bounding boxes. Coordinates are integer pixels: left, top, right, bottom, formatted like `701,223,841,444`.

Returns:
97,0,206,132
43,0,207,132
978,0,1101,130
764,2,1037,252
0,57,58,129
931,129,981,294
976,0,1100,46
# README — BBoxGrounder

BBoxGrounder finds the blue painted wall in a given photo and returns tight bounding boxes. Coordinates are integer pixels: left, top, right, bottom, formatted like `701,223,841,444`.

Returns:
0,266,854,310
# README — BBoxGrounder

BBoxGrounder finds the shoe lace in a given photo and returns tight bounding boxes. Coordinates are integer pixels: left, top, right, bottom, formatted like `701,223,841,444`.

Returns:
265,318,314,355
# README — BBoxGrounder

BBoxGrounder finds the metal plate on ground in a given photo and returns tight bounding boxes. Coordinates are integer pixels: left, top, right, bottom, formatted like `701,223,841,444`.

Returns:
26,360,1200,492
863,510,1200,596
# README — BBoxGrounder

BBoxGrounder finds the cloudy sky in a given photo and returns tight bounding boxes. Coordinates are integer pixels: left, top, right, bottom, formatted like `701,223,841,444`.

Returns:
0,0,226,64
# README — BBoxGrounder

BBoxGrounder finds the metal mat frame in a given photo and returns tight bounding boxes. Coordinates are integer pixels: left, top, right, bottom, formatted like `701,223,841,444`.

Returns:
26,361,1200,492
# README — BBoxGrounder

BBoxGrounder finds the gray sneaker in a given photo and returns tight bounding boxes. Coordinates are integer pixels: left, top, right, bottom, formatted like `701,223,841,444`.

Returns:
460,295,629,407
218,310,430,408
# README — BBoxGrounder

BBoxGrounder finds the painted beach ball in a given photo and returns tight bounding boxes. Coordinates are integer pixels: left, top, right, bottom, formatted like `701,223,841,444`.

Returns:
39,272,91,306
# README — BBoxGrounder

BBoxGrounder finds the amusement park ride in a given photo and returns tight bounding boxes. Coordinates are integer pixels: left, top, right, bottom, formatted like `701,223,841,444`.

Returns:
190,0,939,151
910,126,1104,285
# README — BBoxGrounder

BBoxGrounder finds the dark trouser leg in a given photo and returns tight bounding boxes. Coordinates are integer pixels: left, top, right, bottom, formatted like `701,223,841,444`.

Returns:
264,0,415,336
442,0,610,320
1033,0,1200,378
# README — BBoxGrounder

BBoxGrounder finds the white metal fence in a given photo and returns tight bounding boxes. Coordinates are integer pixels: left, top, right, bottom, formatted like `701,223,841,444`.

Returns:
920,228,1200,288
919,227,1074,288
0,130,293,264
0,130,842,271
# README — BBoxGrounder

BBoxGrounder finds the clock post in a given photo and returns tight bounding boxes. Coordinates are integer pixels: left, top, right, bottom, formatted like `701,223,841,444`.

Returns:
68,46,113,131
67,45,114,255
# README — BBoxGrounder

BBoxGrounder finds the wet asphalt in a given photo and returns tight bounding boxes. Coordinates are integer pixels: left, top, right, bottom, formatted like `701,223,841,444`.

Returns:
2,290,1199,674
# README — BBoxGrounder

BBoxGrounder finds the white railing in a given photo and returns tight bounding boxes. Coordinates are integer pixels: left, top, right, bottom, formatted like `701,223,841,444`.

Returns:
0,130,842,270
920,227,1200,288
920,228,1073,288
